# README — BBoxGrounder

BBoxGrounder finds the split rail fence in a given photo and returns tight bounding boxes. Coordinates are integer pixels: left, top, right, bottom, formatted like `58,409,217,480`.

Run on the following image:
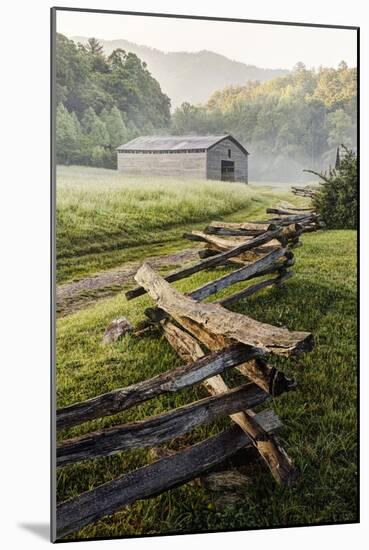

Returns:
291,185,318,199
55,200,320,539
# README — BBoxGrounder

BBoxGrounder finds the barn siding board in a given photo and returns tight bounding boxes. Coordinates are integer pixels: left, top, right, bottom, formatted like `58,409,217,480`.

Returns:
207,138,248,183
117,151,207,179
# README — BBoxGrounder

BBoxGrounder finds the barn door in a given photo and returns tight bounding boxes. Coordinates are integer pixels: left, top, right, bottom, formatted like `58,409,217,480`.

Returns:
221,160,235,181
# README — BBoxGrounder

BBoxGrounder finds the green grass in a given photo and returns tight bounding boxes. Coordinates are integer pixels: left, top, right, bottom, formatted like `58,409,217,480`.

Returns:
56,166,301,283
56,229,357,540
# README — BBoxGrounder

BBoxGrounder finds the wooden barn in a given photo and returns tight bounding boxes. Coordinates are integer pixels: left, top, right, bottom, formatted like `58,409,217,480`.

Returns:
116,135,249,182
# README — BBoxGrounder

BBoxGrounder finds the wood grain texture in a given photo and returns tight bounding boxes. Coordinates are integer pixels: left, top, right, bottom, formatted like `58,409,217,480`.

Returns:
117,150,207,179
185,228,299,249
56,409,281,539
184,231,255,246
144,254,293,325
135,263,313,356
184,231,281,261
268,214,317,224
266,207,313,216
189,247,287,301
56,343,262,430
57,382,270,467
167,317,296,397
205,220,276,236
216,271,294,308
125,228,283,300
161,322,297,486
291,186,317,198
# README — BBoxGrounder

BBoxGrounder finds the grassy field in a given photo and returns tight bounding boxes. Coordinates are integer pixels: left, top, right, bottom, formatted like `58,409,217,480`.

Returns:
55,167,357,540
56,166,299,283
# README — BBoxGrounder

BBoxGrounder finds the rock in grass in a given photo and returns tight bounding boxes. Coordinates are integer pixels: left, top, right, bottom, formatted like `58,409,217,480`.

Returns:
201,470,252,510
102,317,133,344
200,470,251,492
213,493,245,510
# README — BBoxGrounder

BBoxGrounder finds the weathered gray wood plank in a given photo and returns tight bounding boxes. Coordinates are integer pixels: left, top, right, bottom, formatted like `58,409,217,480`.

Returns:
266,207,313,216
184,231,280,261
144,254,294,327
216,271,294,307
301,224,321,233
184,231,254,246
57,382,269,467
125,228,283,300
205,221,276,236
268,214,316,224
189,247,288,301
147,270,294,320
291,186,317,198
162,320,298,486
56,409,281,539
56,343,261,430
135,263,313,356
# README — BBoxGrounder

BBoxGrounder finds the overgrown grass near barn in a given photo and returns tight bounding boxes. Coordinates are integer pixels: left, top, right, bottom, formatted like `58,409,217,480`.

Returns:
56,229,357,540
56,165,295,283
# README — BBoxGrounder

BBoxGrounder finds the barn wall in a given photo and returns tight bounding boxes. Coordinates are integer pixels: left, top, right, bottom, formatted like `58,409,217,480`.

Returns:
207,139,248,183
117,151,207,179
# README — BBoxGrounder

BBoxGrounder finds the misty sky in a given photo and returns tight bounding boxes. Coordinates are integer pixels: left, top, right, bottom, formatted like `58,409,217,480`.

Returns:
56,10,357,70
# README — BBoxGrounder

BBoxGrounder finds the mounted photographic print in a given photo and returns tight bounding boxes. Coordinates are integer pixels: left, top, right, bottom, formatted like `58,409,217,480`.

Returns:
51,7,359,543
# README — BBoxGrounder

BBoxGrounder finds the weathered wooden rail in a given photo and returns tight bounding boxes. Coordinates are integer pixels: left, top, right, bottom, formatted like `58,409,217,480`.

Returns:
57,410,281,538
291,185,317,199
55,199,320,539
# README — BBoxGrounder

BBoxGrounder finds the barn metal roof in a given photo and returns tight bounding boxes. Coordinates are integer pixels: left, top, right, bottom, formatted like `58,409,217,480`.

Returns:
116,135,249,154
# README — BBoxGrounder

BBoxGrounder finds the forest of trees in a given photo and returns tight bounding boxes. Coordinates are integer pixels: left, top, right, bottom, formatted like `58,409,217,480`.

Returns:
171,61,357,180
56,34,171,167
56,33,357,180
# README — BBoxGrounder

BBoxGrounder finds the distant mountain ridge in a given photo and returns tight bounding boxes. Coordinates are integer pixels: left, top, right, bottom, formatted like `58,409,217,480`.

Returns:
71,36,289,107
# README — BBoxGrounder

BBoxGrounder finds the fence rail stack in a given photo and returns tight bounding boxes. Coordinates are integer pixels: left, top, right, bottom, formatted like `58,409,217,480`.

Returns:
55,199,320,539
291,185,318,199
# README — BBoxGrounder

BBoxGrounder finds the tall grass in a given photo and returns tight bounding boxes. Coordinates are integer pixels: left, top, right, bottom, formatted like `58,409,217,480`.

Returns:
57,166,259,257
56,166,290,282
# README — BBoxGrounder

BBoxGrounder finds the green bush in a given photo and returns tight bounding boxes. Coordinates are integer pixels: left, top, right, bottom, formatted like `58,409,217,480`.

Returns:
305,145,357,229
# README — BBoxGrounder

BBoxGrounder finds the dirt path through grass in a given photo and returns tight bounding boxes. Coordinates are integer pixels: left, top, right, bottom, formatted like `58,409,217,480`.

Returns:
56,246,200,317
56,169,305,316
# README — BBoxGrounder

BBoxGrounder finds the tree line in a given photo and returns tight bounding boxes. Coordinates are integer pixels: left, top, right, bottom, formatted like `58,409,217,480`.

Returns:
56,34,357,180
171,61,357,180
56,34,171,167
